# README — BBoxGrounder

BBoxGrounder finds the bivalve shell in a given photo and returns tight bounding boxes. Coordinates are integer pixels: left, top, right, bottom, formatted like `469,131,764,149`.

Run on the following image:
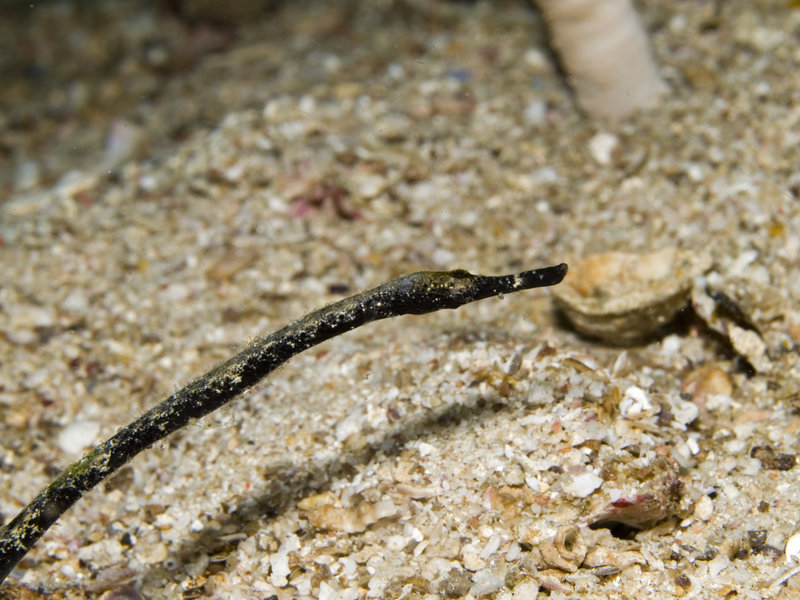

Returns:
552,248,711,344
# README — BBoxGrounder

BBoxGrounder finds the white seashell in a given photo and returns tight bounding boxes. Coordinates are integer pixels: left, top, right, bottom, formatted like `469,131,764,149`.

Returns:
785,530,800,563
620,385,653,418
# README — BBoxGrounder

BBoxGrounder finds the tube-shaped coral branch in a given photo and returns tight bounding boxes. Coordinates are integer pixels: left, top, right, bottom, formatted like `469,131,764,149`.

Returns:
535,0,666,119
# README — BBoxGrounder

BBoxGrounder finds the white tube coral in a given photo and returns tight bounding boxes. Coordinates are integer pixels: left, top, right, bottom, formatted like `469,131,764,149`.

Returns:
534,0,666,119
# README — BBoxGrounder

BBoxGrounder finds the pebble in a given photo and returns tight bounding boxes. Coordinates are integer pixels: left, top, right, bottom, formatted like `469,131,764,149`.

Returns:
786,531,800,563
583,546,646,569
681,365,733,404
524,99,547,125
668,395,699,430
512,580,540,599
61,289,90,313
690,284,771,372
510,167,558,192
587,132,619,166
57,421,100,454
269,534,300,588
318,581,337,600
205,247,259,281
463,551,487,572
137,542,168,566
750,446,797,471
351,171,388,199
504,463,526,487
562,470,604,498
375,113,413,142
394,483,437,498
707,553,730,577
7,304,56,329
620,385,653,418
523,47,550,70
728,325,770,373
101,119,146,172
14,160,41,192
469,569,504,596
305,499,399,534
98,586,147,600
693,495,714,521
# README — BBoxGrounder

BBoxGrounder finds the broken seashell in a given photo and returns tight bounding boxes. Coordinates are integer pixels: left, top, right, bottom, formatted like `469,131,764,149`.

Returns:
536,569,574,593
728,325,770,373
554,525,587,565
552,248,711,344
583,546,646,569
690,285,771,372
681,365,733,403
303,498,399,534
205,246,259,281
589,459,684,531
540,526,586,572
681,364,733,417
786,530,800,563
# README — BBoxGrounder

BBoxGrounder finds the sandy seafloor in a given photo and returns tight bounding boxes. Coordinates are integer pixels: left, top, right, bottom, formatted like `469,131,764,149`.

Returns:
1,1,800,598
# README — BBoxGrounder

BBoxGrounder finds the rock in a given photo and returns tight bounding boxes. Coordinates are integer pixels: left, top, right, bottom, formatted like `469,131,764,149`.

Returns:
693,495,714,522
57,421,100,454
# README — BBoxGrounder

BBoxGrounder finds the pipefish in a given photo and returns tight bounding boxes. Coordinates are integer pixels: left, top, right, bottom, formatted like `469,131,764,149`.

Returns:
0,263,567,583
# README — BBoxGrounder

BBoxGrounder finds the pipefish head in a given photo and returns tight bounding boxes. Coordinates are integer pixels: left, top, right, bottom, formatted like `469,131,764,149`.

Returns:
395,269,481,314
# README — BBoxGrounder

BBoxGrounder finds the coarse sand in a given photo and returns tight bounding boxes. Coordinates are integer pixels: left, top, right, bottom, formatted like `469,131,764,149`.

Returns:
1,1,800,598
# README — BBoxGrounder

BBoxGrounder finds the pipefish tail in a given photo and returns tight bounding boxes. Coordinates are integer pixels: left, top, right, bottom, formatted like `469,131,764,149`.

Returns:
0,263,567,584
